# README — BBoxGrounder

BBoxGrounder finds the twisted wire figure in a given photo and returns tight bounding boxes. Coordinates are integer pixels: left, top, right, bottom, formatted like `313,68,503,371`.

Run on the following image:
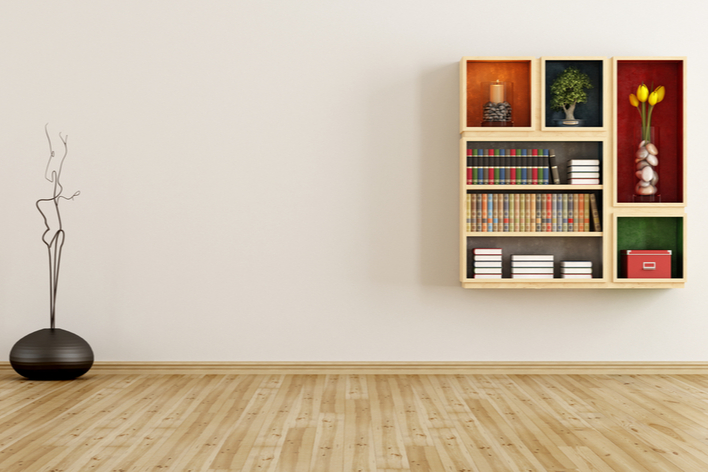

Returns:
36,125,80,329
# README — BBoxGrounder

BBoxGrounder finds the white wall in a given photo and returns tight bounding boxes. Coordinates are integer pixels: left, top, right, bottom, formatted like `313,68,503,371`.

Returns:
1,0,706,362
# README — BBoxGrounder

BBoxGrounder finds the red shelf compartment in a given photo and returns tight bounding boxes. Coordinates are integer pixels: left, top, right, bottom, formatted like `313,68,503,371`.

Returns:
615,59,685,204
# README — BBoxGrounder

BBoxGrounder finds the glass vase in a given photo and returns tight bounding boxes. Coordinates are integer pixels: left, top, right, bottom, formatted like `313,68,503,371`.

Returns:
633,126,660,202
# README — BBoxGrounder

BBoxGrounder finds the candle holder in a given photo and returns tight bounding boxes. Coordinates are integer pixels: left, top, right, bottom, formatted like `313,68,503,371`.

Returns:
481,80,513,127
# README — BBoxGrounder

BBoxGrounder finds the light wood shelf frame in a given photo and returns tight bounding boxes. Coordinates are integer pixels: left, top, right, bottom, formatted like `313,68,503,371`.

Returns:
459,56,687,289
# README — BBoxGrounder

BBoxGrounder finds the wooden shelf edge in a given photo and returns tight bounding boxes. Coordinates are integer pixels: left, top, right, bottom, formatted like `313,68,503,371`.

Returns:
540,126,609,133
462,279,684,289
466,185,602,190
465,232,602,237
613,202,686,208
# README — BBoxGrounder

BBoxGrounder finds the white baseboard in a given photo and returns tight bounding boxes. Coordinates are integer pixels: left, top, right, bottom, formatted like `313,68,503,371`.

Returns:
2,361,703,375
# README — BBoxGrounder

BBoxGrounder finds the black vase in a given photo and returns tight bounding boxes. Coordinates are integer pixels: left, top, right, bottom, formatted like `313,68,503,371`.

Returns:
9,328,94,380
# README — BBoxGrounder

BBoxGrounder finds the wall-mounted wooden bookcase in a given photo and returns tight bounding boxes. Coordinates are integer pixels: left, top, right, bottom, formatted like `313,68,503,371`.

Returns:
459,56,686,289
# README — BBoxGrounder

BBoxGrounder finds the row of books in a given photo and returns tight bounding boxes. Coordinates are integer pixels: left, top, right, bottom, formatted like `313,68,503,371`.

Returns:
465,193,602,233
471,249,594,279
465,149,601,186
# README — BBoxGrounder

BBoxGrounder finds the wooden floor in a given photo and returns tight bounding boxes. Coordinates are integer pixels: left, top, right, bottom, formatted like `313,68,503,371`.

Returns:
2,373,708,471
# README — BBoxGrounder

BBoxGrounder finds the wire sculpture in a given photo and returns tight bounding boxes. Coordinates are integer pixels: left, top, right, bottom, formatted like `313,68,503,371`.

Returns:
36,124,80,329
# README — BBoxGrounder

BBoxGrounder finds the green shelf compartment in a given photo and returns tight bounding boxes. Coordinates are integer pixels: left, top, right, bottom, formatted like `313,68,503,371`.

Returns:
616,216,684,279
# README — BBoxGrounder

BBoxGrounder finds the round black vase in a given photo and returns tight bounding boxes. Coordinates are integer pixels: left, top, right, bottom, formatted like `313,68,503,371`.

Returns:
9,328,94,380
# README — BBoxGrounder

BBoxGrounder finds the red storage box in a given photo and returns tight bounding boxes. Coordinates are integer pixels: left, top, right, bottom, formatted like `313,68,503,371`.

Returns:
621,250,672,278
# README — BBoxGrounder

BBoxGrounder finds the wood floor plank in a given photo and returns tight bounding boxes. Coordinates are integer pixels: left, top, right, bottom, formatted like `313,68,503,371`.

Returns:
388,376,434,447
309,375,346,472
343,398,376,472
369,375,409,469
210,375,285,470
483,375,577,471
2,373,708,471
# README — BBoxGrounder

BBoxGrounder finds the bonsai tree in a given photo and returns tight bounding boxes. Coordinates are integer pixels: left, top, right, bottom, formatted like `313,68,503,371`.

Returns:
550,66,593,120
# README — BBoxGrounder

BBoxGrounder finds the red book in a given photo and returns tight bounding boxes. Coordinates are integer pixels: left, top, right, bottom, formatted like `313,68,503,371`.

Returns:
487,149,494,185
510,149,517,184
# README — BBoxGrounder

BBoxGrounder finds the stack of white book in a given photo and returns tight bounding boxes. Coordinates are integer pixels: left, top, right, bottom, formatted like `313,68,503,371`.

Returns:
511,254,554,278
567,159,600,185
561,260,593,278
473,248,502,278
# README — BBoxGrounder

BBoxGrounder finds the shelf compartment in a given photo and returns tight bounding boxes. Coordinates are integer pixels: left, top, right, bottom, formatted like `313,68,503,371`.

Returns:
464,140,605,186
614,215,685,281
614,57,686,204
465,189,603,234
460,57,534,131
542,57,607,130
465,236,603,280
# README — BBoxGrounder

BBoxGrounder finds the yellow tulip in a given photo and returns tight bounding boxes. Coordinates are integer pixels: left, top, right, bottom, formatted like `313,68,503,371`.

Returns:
654,85,665,103
648,91,658,106
637,84,649,102
629,93,639,107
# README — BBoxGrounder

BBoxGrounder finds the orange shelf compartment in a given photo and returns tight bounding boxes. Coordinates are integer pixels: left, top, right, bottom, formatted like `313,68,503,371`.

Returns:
465,59,532,129
616,59,685,203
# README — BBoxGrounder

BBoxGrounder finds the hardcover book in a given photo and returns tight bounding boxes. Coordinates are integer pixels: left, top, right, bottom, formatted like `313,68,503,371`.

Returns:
511,261,554,267
511,254,554,262
474,255,502,261
473,248,502,255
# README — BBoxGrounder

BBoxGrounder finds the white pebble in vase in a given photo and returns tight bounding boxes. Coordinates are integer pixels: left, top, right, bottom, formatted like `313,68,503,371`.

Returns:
641,166,654,182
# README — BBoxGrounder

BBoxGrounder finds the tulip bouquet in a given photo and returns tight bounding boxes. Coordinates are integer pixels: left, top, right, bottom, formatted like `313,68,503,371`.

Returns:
629,83,665,196
629,83,665,143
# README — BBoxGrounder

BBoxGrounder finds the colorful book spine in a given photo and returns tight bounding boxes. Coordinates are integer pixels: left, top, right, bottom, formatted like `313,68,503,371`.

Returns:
487,149,494,185
536,194,542,232
542,149,550,185
590,194,601,231
476,194,482,232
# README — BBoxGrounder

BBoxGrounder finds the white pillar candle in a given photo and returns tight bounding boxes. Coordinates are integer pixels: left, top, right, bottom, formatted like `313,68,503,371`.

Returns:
490,81,504,103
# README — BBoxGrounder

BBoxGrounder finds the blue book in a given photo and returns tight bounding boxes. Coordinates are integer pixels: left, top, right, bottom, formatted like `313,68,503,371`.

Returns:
487,193,493,232
497,149,506,185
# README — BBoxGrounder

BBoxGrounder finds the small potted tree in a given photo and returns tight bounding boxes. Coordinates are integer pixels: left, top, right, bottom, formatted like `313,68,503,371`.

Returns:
550,66,593,126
